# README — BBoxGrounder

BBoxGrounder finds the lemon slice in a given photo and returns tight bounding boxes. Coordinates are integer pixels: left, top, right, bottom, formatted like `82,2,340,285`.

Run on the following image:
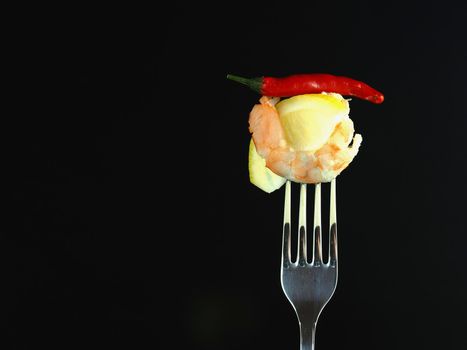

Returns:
276,93,349,152
248,139,286,193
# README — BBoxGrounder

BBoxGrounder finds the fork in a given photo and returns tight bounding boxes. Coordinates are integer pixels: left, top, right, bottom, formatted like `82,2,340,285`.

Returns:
280,179,338,350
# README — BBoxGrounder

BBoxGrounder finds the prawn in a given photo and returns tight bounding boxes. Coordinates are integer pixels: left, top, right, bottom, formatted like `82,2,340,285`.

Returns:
248,96,362,184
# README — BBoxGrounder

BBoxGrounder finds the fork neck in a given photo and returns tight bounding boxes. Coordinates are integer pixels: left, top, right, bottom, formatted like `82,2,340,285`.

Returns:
299,321,316,350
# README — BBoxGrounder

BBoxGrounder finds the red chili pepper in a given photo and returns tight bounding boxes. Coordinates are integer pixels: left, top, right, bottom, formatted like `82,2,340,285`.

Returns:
227,73,384,104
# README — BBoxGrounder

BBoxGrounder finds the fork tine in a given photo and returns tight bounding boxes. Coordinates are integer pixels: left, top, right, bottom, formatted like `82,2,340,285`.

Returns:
329,178,338,267
313,183,323,265
297,183,307,265
282,181,292,266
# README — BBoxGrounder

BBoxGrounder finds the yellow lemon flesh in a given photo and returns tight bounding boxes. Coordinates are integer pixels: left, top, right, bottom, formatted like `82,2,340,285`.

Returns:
275,93,350,151
248,139,286,193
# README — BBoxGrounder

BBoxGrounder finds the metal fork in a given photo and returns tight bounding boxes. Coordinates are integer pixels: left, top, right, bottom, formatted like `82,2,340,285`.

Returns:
280,179,338,350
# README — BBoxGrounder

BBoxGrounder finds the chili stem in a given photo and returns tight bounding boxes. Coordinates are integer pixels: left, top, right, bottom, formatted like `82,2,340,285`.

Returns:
226,74,263,93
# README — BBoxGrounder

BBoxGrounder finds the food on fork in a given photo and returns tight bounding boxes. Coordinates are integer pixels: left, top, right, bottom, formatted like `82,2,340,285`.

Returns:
228,73,384,192
248,93,360,191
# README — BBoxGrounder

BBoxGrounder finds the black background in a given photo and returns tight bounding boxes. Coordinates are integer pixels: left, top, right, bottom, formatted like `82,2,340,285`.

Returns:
4,1,467,349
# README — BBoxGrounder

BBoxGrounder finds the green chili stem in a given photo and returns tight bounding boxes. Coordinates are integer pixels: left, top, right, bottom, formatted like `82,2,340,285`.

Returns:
226,74,263,93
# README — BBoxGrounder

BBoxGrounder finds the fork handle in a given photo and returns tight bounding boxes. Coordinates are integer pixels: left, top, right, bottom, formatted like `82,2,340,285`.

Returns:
299,321,316,350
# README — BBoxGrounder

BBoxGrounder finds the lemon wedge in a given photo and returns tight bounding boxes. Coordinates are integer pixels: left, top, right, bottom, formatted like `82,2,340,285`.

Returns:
248,139,286,193
276,93,349,151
